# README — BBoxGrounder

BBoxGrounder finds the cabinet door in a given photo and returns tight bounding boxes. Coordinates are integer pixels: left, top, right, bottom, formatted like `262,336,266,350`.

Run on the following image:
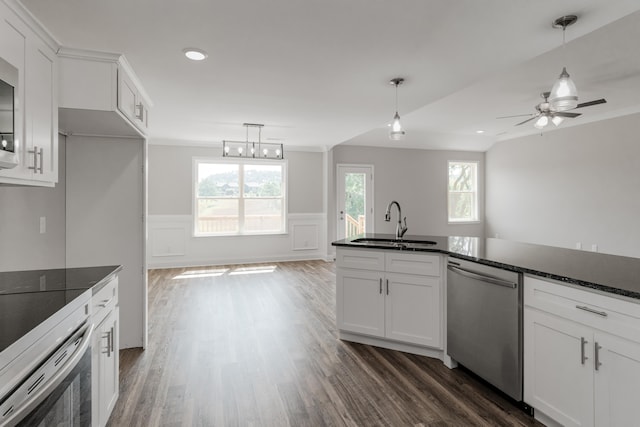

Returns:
336,268,384,337
100,306,119,426
25,37,57,183
594,332,640,427
117,69,137,123
524,308,594,427
0,6,27,183
385,273,441,347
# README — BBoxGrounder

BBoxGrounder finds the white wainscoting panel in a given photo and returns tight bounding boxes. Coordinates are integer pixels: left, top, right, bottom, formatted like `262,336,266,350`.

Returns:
151,227,186,257
148,213,327,268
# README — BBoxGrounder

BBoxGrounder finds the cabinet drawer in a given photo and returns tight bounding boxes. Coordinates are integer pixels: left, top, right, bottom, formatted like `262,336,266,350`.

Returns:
92,277,118,320
525,275,640,341
385,252,440,276
336,249,385,271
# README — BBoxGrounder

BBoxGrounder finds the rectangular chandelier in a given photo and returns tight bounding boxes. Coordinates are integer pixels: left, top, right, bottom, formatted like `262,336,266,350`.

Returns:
222,123,283,159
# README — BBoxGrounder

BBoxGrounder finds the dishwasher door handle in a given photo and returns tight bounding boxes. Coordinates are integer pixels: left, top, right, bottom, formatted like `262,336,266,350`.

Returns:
447,264,517,289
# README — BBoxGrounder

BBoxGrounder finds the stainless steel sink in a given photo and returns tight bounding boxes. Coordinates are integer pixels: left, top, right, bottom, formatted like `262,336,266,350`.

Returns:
350,238,436,248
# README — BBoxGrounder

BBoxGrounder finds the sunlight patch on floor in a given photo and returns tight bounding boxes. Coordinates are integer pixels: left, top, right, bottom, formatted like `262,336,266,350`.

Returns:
172,268,229,279
228,265,277,275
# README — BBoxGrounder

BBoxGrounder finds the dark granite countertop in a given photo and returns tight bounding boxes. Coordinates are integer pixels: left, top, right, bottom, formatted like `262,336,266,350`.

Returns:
332,234,640,301
0,265,122,352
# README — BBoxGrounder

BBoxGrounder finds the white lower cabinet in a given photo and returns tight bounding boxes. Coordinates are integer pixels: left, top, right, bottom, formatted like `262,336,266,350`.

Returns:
336,248,442,349
524,276,640,427
91,277,119,427
593,332,640,426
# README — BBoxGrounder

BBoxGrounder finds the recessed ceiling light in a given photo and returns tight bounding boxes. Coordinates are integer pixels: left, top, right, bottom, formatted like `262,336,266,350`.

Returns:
476,130,485,134
183,48,208,61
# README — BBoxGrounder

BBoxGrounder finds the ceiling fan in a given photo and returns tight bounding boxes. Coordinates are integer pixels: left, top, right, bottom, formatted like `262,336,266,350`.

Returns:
498,92,606,129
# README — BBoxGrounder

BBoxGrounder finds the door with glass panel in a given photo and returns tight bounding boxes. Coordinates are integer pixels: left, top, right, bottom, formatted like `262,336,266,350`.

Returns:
336,165,373,240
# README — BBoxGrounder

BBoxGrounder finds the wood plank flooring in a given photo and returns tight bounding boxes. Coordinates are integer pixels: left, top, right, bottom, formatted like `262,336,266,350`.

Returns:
107,261,542,427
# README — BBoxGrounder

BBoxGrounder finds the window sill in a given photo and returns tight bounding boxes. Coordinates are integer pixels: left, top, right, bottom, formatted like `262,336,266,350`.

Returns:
447,220,482,225
194,232,289,238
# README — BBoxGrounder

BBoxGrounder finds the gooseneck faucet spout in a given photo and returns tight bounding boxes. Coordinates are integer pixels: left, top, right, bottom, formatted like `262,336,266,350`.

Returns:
384,200,408,239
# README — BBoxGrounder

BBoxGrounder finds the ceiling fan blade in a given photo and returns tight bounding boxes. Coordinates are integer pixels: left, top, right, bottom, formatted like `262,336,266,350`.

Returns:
575,98,607,109
515,116,538,126
554,112,582,118
496,113,532,119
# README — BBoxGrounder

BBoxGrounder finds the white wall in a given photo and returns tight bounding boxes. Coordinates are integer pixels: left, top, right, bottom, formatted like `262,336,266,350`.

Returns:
0,139,66,271
66,135,146,349
147,143,327,267
328,145,485,255
485,112,640,258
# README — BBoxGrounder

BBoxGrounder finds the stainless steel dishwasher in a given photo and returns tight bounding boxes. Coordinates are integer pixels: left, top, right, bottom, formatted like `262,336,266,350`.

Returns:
447,258,523,402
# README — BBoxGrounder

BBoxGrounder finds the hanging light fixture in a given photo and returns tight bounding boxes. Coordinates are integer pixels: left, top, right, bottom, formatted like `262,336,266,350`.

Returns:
222,123,284,160
388,77,405,140
549,15,579,111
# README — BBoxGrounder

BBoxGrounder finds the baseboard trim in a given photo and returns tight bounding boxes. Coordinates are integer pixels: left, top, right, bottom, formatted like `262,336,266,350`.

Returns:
338,331,444,360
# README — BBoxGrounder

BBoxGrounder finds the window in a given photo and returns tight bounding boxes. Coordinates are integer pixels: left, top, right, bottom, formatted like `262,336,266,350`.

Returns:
194,159,286,235
448,161,479,223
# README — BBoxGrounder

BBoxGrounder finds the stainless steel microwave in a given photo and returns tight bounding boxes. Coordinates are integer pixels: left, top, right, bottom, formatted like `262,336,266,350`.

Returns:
0,56,18,169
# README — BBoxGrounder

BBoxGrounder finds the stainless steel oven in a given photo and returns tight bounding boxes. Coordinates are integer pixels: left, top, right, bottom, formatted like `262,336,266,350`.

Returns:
0,291,93,427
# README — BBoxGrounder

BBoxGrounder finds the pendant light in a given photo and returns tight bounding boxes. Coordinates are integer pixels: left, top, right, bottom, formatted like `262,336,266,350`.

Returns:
549,15,579,111
389,78,405,140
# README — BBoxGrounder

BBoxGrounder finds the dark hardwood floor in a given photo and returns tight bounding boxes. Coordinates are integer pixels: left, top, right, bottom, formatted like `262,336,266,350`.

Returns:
107,260,541,427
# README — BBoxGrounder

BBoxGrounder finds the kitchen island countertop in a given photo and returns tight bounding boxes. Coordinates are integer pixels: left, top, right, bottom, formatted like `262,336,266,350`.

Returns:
333,234,640,300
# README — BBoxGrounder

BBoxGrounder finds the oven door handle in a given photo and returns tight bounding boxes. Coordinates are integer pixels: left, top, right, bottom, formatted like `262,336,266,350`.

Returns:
0,322,94,427
447,264,517,289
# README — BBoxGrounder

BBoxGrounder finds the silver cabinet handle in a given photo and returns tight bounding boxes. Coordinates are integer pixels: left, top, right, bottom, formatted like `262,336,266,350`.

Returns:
110,326,115,353
595,342,602,371
580,337,588,365
576,305,608,317
379,278,382,294
37,148,43,174
103,330,111,357
135,102,144,121
386,279,389,295
99,297,114,308
28,146,38,172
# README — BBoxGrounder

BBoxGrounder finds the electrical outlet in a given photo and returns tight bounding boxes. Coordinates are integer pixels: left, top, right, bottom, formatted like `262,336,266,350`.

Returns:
576,242,582,250
39,217,46,234
591,244,598,252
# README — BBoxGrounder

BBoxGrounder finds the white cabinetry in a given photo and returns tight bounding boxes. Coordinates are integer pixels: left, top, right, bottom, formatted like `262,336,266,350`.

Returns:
0,0,58,187
524,276,640,427
58,48,151,137
91,276,119,427
336,248,442,352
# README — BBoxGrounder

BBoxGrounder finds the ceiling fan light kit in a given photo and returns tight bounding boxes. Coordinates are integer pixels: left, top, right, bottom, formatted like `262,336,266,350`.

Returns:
389,77,406,141
497,14,607,131
549,15,579,111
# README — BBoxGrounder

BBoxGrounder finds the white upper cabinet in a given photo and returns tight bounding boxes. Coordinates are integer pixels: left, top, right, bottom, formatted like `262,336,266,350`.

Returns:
0,0,58,187
58,48,152,138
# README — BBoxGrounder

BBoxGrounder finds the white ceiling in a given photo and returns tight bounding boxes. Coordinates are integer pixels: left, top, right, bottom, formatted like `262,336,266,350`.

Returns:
21,0,640,152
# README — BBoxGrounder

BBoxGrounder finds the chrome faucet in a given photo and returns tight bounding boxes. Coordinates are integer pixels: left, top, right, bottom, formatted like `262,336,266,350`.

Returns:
384,200,408,240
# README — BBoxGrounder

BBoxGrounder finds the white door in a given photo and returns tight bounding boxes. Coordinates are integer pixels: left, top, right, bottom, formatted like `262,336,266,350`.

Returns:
336,164,373,240
524,308,594,427
594,332,640,427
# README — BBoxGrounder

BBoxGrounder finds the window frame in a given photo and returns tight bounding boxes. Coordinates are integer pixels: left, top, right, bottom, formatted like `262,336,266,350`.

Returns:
193,157,288,237
447,160,480,224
